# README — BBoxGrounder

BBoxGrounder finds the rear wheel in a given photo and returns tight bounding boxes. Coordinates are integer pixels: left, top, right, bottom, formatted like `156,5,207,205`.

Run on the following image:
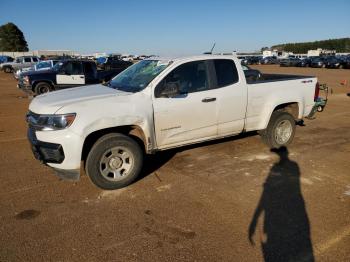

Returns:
86,133,143,190
260,111,296,149
4,66,12,73
34,82,51,95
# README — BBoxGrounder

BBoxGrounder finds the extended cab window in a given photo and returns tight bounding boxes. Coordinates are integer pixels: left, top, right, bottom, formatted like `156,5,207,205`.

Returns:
24,57,31,62
64,62,83,75
32,57,38,62
213,59,238,87
155,60,209,97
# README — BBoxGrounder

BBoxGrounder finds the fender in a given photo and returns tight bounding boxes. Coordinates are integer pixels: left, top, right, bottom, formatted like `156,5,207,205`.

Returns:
260,100,303,130
78,116,154,153
31,79,56,90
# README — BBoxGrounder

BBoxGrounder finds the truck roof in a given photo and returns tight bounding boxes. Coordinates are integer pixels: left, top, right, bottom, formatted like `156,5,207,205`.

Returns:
146,54,238,64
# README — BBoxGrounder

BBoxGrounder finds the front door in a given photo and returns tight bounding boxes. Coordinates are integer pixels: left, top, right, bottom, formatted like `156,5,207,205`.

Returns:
153,60,217,148
56,61,85,86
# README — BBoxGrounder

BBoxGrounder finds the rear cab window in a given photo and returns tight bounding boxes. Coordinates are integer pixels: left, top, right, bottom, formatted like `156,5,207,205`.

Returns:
212,59,239,88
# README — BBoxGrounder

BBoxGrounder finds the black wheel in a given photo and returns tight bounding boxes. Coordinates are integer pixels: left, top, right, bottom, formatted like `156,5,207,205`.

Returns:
86,133,143,190
260,111,296,149
34,82,51,95
4,66,12,73
317,105,324,112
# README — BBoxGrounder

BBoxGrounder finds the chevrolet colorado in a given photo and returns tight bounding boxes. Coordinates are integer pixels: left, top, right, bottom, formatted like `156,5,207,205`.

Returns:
26,54,321,189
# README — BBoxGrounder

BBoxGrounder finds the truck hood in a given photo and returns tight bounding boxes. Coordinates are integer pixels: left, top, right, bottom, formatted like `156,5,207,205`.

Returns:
22,68,54,77
29,84,129,114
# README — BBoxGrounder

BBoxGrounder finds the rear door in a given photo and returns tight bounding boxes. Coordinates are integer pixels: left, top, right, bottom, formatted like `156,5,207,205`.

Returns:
153,60,218,148
56,62,85,86
210,59,247,135
83,62,98,84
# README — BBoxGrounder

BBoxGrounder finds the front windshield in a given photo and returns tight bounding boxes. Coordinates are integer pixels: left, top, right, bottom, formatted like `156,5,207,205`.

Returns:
108,60,170,93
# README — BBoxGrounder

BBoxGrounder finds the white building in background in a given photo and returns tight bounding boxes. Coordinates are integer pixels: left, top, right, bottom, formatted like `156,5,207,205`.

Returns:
263,49,294,58
0,50,76,58
307,48,336,57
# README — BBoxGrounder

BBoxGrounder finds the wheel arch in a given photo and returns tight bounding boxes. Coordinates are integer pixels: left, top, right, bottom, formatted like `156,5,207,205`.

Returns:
262,101,301,130
32,80,55,91
81,125,148,163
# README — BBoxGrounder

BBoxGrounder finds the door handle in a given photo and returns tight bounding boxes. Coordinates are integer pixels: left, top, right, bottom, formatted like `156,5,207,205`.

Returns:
202,97,216,103
80,76,85,79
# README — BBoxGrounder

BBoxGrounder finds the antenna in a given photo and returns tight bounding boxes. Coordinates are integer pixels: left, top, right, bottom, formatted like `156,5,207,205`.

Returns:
203,43,216,54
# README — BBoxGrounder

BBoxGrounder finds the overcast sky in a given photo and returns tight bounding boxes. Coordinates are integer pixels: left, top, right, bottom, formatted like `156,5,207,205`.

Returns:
1,0,349,55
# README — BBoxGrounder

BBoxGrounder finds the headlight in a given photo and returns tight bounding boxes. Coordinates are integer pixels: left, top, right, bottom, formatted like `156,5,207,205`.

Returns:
27,113,76,131
23,76,30,84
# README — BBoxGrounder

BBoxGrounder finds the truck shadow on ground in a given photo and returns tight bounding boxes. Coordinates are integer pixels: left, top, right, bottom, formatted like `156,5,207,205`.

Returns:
248,146,314,262
137,132,258,182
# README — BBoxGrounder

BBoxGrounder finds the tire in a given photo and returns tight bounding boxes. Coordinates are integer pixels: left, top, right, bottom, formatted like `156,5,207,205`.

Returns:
34,82,51,95
4,66,12,73
86,133,143,190
260,111,296,149
317,105,324,112
339,65,344,69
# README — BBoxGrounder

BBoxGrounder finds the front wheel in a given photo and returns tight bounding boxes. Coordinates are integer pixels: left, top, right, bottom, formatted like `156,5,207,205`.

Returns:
4,66,12,73
86,133,143,190
34,82,51,95
260,111,296,149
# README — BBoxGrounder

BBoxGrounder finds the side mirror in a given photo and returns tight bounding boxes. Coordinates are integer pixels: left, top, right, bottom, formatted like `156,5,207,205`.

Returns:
161,82,180,98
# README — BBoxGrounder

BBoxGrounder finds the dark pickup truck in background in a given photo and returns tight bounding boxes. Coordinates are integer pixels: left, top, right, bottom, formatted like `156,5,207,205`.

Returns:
18,59,131,95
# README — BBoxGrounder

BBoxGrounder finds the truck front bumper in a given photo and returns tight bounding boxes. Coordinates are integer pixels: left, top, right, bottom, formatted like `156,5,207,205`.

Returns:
18,82,34,95
28,127,65,164
27,126,82,180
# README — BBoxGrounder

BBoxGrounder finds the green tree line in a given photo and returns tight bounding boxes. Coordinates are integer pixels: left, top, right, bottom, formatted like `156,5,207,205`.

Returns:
0,22,28,52
267,38,350,53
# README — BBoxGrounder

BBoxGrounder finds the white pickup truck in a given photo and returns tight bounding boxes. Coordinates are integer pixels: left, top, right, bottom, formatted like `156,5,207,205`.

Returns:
26,54,321,189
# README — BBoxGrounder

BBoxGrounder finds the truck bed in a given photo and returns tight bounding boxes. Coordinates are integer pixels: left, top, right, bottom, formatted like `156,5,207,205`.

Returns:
248,73,313,84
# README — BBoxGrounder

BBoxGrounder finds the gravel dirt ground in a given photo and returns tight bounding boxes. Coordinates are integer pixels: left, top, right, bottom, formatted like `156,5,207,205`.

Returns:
0,66,349,261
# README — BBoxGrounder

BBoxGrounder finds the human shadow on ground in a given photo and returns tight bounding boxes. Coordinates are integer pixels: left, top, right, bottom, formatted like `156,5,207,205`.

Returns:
248,146,314,262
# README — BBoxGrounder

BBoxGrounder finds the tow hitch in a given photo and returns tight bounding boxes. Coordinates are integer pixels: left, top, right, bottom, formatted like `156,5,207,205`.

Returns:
307,83,329,119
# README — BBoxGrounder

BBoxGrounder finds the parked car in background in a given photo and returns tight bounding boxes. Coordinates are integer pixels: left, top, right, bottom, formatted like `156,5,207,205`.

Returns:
241,56,260,65
341,56,350,69
242,65,261,82
296,58,312,67
14,60,60,80
96,56,132,71
0,55,14,64
0,56,40,73
279,57,300,67
324,56,343,69
310,57,327,68
18,60,121,96
259,56,278,65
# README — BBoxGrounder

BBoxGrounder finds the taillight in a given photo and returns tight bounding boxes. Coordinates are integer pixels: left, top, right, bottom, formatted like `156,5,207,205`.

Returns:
314,82,320,101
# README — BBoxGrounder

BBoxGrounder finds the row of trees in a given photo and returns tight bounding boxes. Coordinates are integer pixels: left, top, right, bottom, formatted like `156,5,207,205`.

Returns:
267,38,350,53
0,23,28,52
